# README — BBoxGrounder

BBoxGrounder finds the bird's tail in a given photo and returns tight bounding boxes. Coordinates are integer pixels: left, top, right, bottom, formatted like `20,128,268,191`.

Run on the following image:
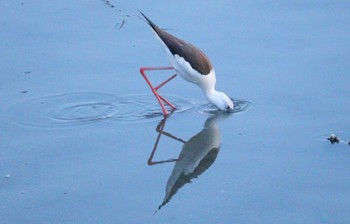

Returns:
139,11,160,33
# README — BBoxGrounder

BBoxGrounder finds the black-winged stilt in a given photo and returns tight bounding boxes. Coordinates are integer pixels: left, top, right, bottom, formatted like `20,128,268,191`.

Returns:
139,12,234,115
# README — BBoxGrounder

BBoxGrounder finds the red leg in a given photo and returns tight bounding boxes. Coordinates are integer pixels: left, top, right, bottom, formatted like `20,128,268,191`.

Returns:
140,66,177,116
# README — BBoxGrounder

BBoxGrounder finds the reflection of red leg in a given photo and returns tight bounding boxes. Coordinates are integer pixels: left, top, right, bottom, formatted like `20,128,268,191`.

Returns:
147,117,185,166
140,66,177,115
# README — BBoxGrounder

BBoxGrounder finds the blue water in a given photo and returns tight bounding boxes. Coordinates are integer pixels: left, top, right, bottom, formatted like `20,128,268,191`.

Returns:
1,1,350,223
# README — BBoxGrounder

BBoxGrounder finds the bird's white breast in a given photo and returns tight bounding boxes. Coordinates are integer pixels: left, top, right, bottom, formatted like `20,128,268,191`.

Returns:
173,54,217,91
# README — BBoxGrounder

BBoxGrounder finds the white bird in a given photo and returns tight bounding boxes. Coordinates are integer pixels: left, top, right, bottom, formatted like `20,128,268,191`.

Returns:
139,12,234,115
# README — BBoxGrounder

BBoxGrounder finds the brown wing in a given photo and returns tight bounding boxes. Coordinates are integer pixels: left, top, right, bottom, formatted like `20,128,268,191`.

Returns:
140,12,212,75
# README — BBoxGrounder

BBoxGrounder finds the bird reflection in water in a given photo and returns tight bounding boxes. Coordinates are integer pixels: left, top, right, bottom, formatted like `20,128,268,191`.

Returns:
147,112,231,212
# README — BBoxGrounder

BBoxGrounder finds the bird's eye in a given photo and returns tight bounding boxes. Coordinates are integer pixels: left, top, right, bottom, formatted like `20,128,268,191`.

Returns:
227,106,230,110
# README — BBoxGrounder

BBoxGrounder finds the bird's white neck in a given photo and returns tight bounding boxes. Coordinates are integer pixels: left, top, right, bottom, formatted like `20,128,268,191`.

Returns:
204,88,222,103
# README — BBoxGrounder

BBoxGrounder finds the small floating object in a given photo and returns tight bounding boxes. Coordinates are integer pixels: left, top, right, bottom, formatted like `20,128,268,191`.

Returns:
327,134,340,144
4,174,10,178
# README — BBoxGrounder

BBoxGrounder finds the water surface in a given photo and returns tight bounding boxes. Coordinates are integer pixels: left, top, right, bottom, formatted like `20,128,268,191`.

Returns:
1,1,350,223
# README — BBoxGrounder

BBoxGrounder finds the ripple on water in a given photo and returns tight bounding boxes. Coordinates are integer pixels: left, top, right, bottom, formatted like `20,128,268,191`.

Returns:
8,92,194,127
196,98,254,116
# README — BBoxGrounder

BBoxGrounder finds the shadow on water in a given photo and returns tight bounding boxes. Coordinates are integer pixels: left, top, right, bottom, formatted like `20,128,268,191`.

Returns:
147,111,232,213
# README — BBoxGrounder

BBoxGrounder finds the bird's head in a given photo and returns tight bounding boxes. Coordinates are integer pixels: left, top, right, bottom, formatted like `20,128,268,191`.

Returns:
206,91,234,111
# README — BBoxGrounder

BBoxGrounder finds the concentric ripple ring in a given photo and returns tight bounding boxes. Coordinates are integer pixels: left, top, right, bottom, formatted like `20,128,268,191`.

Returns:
7,92,194,127
196,98,254,116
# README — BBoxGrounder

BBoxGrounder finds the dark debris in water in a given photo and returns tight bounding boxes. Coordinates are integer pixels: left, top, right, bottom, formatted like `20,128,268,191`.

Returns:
101,0,115,8
324,133,350,146
327,134,340,144
100,0,130,30
115,18,126,30
326,133,350,146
